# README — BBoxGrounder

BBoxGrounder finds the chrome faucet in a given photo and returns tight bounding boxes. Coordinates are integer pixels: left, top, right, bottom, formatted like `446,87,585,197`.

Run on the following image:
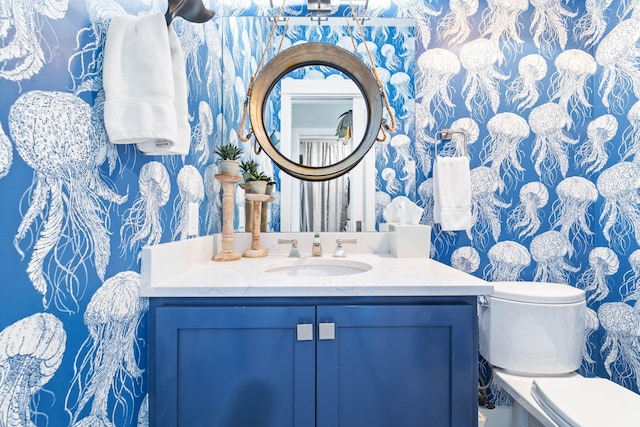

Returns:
312,233,322,256
334,238,357,257
278,239,300,258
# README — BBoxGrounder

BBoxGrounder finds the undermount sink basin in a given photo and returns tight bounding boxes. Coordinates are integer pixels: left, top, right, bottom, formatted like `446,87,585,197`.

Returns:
264,258,372,277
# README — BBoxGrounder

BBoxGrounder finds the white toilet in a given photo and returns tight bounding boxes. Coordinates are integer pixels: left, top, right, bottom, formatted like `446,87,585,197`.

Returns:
479,281,640,427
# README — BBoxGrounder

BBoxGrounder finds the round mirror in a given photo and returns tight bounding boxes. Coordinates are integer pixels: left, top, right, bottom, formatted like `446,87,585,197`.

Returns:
249,43,384,181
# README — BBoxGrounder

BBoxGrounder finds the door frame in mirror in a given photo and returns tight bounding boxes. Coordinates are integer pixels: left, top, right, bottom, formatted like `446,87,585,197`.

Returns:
280,78,376,232
249,43,384,181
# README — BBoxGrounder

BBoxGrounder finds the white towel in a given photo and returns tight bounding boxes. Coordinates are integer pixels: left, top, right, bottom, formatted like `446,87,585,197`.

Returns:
103,14,190,155
432,155,472,231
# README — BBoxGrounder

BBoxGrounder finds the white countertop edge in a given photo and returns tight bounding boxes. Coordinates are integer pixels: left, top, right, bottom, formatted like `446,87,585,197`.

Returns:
140,256,493,297
141,235,215,287
141,238,493,298
140,283,493,298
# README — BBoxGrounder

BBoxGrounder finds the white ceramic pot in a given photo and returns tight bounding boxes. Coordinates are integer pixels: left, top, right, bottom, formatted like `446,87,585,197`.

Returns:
219,160,239,175
266,183,275,195
248,180,268,194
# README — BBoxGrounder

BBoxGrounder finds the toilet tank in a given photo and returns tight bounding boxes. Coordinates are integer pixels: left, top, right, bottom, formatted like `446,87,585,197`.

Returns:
479,282,586,375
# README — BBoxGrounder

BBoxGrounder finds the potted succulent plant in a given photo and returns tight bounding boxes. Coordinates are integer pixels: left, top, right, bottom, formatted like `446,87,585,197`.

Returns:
266,177,276,196
214,143,243,175
239,159,259,182
246,170,270,194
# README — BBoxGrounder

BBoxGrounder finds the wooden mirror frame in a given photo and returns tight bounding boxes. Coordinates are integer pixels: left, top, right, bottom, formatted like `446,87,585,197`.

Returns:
249,43,384,181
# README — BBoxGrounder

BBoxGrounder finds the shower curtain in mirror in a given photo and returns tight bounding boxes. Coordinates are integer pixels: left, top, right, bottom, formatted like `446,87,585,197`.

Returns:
300,138,350,232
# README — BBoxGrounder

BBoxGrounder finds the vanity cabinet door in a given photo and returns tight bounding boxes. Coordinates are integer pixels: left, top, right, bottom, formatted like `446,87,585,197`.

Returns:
316,304,476,427
153,305,316,427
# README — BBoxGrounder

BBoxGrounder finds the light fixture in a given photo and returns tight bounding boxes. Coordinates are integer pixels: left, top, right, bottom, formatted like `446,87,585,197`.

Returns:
307,0,334,12
309,15,329,24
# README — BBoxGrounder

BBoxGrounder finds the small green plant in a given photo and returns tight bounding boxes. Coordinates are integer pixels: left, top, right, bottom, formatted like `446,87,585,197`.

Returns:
214,143,243,161
246,170,270,182
239,160,259,175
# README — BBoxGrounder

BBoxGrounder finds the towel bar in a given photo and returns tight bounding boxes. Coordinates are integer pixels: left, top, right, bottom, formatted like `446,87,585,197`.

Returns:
435,129,469,158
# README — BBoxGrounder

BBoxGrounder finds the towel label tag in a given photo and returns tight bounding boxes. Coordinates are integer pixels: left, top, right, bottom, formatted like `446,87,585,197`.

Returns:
155,139,173,149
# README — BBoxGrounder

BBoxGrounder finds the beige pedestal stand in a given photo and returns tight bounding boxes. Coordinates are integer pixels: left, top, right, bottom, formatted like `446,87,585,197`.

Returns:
240,183,253,232
260,197,275,232
243,193,270,258
241,184,275,233
213,173,242,262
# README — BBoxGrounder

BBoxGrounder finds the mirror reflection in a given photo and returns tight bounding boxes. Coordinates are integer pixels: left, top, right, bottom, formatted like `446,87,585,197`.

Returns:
222,17,415,233
277,76,374,232
268,68,357,166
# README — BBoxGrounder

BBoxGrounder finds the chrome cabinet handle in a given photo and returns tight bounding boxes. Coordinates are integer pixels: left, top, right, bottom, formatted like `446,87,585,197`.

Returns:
297,323,313,341
318,322,335,340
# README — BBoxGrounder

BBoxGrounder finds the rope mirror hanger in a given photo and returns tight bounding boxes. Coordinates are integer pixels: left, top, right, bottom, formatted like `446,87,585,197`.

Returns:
238,2,395,181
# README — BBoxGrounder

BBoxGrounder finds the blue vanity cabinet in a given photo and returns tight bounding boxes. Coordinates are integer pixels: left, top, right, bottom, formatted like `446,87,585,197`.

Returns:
316,304,476,427
150,297,477,427
153,305,317,427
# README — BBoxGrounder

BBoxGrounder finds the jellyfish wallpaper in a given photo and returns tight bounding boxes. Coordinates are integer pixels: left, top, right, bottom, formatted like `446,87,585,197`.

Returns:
507,53,548,111
3,0,640,425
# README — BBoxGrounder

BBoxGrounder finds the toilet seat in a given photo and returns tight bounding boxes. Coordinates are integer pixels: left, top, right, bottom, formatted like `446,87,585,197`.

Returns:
531,376,640,427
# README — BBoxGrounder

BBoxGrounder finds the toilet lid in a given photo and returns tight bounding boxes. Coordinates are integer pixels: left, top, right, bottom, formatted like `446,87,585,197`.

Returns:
491,281,585,304
531,377,640,427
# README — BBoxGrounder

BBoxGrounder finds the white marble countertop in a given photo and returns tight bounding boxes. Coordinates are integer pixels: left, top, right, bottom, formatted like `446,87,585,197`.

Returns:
140,233,493,298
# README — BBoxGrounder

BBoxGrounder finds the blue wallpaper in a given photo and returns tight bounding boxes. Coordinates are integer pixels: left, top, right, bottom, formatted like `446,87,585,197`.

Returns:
1,0,640,425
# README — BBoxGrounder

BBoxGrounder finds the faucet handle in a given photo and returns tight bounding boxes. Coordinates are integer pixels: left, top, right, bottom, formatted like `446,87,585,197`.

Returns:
278,239,300,258
312,233,322,257
334,238,357,257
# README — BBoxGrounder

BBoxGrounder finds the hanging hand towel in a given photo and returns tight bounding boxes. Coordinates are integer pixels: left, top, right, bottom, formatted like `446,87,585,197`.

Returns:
103,14,190,155
432,155,472,231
